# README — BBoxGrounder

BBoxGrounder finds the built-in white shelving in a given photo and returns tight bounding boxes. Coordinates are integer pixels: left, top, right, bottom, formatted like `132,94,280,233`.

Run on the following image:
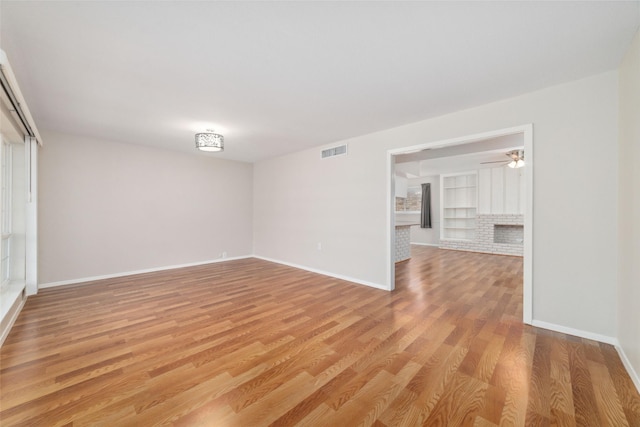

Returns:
441,172,477,241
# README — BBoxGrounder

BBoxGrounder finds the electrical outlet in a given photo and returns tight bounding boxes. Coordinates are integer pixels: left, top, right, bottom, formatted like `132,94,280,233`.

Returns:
221,251,227,258
317,242,322,251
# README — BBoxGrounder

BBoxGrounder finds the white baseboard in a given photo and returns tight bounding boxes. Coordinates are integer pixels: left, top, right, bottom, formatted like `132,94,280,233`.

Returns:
39,255,389,293
38,255,253,289
253,255,389,291
531,320,617,345
530,319,640,394
615,343,640,394
0,293,26,347
410,242,439,247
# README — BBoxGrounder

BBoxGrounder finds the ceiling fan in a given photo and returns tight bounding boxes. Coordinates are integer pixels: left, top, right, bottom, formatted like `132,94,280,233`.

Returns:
481,150,525,168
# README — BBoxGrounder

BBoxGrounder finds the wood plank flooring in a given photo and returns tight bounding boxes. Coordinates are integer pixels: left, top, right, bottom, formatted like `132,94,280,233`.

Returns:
1,246,639,426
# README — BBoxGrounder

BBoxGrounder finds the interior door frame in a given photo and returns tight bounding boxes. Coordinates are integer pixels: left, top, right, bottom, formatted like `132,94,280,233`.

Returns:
386,124,534,324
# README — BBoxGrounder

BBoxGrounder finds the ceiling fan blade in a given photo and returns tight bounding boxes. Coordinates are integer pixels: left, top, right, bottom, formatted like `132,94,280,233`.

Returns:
480,160,508,164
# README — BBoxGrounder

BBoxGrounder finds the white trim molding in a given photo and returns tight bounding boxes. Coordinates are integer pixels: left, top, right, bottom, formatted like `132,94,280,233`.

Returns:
388,124,534,324
531,320,617,345
0,283,26,346
40,255,389,293
25,136,38,295
0,296,24,346
616,345,640,394
38,255,253,289
254,256,388,291
0,50,43,145
532,320,640,394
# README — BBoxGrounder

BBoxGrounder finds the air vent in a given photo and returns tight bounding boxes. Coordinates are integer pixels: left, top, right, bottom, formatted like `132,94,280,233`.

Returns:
321,144,348,159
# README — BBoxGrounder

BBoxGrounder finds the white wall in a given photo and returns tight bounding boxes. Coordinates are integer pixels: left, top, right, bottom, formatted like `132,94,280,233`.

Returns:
618,29,640,388
39,131,253,285
394,175,408,198
254,71,619,338
254,142,388,286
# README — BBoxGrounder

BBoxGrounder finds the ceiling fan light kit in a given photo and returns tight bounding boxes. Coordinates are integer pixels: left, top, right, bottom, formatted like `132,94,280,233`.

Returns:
481,150,525,168
508,158,525,168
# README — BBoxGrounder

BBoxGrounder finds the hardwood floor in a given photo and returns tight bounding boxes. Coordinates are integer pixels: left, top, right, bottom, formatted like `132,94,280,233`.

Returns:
1,246,639,426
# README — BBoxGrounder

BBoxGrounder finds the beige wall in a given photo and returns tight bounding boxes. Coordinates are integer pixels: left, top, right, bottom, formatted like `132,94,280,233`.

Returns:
254,71,619,338
39,131,253,284
618,29,640,388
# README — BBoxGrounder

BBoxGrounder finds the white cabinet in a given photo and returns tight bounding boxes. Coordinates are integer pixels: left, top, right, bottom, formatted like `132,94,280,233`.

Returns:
478,167,524,214
441,172,477,241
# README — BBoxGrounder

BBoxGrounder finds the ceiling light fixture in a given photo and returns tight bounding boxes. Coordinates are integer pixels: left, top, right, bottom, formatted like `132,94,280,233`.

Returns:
508,158,525,168
507,150,525,168
481,149,525,168
195,130,224,152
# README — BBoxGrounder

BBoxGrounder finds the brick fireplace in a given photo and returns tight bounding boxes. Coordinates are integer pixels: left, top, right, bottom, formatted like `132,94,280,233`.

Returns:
440,214,524,256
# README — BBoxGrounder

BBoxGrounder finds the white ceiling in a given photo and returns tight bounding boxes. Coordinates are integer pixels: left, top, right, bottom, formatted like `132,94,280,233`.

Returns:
1,1,638,163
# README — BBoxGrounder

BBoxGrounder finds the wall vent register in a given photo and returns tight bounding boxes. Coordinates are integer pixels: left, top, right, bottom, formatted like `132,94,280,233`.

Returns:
321,144,347,159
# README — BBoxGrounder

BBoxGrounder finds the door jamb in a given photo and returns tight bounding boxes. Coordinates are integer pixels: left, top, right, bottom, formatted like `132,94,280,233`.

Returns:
386,124,533,324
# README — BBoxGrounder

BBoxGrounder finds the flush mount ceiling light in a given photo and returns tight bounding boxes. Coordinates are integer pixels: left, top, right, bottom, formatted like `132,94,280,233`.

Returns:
195,130,224,152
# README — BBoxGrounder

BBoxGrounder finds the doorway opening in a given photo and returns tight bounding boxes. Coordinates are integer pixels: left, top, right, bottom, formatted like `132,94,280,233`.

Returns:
386,125,533,324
